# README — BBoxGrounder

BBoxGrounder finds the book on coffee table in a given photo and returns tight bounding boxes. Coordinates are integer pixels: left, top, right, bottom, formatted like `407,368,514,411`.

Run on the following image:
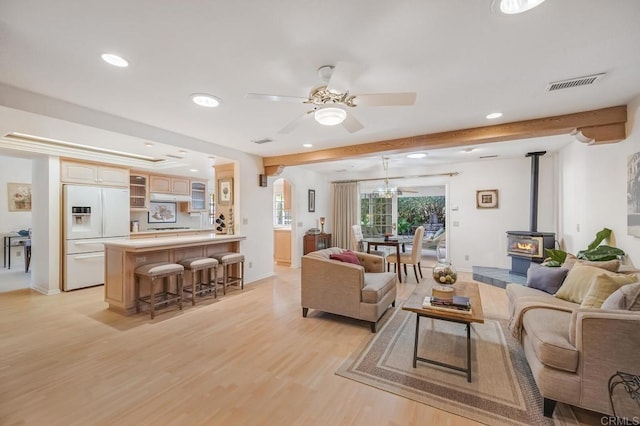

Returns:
430,296,471,309
423,296,472,313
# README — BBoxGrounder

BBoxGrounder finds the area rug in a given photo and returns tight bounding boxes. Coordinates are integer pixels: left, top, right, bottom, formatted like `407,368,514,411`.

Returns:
336,308,578,425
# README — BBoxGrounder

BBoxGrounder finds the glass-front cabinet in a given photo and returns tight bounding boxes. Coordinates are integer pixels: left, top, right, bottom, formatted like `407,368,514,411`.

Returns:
129,174,148,210
189,180,207,212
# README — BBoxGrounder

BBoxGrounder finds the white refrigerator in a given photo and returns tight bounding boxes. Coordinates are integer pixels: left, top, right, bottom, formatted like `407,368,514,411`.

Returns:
63,185,129,290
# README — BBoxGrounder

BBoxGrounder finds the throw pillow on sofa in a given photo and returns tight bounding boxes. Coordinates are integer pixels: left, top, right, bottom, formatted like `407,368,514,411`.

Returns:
601,282,640,311
580,273,637,309
556,264,620,304
526,264,569,294
562,253,620,272
329,250,361,265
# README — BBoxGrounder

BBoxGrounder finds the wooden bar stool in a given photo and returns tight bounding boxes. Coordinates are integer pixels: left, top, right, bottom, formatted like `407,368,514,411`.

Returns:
209,252,244,295
135,262,184,319
178,257,219,305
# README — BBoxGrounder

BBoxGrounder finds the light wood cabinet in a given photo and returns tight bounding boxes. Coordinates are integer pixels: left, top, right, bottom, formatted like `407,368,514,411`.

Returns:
149,176,190,195
274,229,291,266
283,180,292,211
129,173,148,210
188,180,208,212
61,160,129,187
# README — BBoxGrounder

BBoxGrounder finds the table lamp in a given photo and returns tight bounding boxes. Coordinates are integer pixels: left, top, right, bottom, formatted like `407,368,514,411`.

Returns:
319,217,325,233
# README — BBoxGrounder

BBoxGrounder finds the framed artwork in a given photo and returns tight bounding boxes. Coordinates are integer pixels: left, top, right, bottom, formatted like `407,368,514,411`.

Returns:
218,178,233,205
7,183,32,212
308,189,316,212
148,202,177,223
476,189,499,209
628,152,640,236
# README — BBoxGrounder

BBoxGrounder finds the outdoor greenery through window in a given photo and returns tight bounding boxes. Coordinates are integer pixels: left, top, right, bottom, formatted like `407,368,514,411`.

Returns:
397,196,445,236
274,193,291,226
361,193,446,238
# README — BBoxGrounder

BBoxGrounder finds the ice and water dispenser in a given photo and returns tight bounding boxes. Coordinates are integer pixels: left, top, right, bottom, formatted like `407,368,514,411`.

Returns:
71,206,92,225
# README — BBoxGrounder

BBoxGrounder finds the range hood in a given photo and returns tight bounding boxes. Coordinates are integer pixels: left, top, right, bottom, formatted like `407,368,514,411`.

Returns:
150,193,192,202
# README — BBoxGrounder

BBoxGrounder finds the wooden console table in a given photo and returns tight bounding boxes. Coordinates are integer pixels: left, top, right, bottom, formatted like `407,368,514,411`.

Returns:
303,233,331,255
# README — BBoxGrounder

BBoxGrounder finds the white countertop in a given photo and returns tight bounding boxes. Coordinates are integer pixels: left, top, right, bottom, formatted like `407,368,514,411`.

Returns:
104,233,245,250
131,228,217,236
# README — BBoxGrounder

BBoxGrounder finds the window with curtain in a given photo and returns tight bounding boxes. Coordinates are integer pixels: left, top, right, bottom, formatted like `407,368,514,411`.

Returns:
360,193,392,237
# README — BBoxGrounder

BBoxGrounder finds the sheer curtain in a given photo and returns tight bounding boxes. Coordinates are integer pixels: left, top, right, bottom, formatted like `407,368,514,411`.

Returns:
332,181,358,249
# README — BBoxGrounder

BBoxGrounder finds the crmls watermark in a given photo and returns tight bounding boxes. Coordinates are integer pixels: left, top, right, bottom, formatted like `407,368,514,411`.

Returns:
601,416,640,426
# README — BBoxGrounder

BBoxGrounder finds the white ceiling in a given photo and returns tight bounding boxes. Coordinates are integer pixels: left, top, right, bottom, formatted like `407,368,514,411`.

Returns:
0,0,639,174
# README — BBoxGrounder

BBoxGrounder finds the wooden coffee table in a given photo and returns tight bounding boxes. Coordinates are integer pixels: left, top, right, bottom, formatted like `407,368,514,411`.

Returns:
402,281,485,382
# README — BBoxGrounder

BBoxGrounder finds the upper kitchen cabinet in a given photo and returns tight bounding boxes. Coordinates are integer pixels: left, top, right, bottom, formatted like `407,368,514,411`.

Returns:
61,160,129,187
189,180,207,212
129,173,148,210
149,175,190,195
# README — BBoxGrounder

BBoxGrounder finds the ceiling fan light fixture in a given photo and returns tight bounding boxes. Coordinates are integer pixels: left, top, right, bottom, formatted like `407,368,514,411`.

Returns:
496,0,546,14
314,106,347,126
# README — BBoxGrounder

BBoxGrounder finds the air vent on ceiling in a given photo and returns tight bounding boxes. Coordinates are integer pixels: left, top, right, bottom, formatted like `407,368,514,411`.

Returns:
252,138,273,145
480,154,498,159
546,73,605,91
165,154,184,159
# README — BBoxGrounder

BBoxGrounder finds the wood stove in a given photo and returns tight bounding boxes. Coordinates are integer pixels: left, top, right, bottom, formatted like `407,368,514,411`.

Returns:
507,231,555,275
507,151,556,276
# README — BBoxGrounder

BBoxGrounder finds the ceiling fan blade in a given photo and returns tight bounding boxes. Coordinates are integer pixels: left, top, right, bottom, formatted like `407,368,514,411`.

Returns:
278,110,314,134
245,93,308,103
326,62,359,94
353,92,417,107
341,113,364,133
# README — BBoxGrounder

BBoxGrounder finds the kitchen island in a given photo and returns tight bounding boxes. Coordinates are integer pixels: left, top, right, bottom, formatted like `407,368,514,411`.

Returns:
104,233,245,315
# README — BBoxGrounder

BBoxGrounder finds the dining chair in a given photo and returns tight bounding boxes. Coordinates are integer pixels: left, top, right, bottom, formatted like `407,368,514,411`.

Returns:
386,226,425,282
351,225,386,259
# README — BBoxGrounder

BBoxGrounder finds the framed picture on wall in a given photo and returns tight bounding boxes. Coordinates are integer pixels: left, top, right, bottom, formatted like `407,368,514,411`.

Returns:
148,202,177,223
7,183,32,212
476,189,499,209
218,178,233,205
308,189,316,212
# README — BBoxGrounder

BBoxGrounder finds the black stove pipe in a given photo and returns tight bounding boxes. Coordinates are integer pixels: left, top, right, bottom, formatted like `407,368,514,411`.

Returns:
525,151,546,232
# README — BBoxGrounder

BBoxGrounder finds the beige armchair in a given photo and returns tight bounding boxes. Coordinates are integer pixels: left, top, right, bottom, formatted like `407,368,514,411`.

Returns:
386,226,425,282
301,247,397,332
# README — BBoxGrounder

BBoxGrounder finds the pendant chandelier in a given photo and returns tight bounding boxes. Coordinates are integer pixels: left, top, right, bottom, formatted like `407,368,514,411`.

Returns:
374,157,398,198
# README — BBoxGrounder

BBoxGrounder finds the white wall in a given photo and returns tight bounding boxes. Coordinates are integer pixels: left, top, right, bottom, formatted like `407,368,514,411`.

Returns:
279,166,332,268
0,155,33,268
558,95,640,265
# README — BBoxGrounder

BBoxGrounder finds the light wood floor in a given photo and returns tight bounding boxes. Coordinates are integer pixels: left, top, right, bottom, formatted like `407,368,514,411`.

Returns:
0,265,593,425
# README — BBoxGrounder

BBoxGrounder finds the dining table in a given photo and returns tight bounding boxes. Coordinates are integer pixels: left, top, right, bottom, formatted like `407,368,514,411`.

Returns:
363,236,412,282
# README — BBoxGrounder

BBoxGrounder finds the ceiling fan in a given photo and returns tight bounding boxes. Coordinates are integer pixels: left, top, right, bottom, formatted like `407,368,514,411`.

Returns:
246,63,417,134
375,157,418,198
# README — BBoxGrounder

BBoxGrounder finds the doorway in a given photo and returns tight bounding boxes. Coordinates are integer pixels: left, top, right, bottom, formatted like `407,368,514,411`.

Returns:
273,178,293,266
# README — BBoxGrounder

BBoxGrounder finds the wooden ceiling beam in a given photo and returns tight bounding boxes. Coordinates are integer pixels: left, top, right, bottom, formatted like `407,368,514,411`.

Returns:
262,105,627,172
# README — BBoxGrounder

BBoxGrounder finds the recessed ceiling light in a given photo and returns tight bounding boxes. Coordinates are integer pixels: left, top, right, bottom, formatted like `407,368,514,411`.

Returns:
463,148,476,153
303,143,313,148
208,156,216,161
144,142,154,147
407,153,427,159
190,169,198,172
191,94,221,108
486,112,503,119
179,150,187,154
101,53,128,67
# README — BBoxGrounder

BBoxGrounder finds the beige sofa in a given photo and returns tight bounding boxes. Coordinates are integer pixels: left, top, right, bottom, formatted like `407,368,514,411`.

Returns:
301,247,397,332
506,283,640,417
